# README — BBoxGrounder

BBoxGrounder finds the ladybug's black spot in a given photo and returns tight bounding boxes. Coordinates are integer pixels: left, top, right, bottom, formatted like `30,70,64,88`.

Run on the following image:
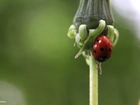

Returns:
100,48,104,51
109,48,111,51
96,40,99,42
94,50,96,53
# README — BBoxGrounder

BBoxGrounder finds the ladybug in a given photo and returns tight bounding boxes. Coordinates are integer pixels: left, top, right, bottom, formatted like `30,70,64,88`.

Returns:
92,35,113,62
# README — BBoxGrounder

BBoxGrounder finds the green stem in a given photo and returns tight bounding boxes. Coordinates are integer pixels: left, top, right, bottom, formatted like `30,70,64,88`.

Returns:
89,51,98,105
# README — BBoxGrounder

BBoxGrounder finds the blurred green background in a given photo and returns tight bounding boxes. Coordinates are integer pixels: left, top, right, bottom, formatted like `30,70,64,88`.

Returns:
0,0,140,105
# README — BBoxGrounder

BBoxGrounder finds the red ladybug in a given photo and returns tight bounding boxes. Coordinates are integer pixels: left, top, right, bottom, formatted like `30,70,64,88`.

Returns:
92,35,113,62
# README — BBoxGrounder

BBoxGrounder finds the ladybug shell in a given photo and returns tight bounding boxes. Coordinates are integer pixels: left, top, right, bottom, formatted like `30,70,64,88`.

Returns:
92,35,113,62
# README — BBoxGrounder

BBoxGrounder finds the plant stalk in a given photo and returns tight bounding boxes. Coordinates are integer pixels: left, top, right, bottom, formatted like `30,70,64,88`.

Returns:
89,51,98,105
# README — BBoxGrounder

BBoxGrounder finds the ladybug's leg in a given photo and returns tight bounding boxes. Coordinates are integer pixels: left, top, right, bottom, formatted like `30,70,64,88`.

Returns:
107,25,119,47
99,63,102,75
96,62,102,75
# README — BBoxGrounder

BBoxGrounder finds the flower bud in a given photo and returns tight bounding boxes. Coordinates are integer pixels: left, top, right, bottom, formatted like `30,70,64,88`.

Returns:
73,0,113,29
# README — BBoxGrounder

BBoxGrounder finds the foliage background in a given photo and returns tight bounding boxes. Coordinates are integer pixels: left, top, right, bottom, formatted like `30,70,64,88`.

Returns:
0,0,140,105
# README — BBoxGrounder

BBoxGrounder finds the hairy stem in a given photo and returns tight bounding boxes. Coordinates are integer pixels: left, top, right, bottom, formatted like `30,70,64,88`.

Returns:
89,51,98,105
